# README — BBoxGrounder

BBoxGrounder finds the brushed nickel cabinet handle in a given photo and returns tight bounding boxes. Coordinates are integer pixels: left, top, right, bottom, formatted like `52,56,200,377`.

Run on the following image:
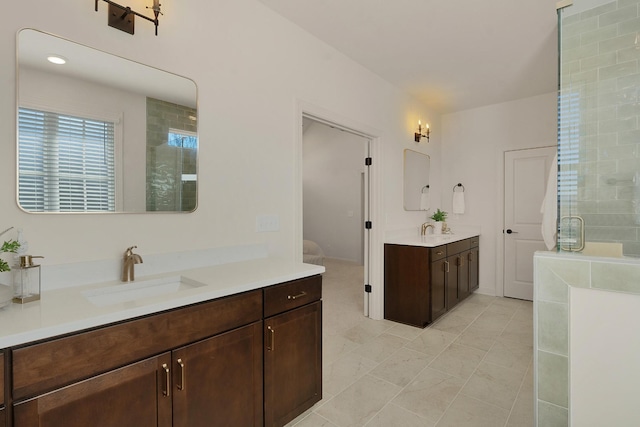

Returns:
267,326,275,351
458,256,464,267
177,358,185,391
468,252,473,262
436,251,444,255
287,291,307,300
162,363,170,397
444,260,449,273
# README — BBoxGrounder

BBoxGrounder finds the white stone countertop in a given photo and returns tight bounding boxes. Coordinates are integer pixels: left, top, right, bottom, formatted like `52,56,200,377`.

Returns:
0,257,324,348
385,230,480,248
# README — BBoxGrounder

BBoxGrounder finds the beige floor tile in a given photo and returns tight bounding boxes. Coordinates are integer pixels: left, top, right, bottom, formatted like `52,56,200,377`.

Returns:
461,361,525,410
365,403,435,427
405,328,458,357
429,343,486,380
316,375,401,427
291,260,534,426
484,336,533,372
324,352,378,396
431,313,473,335
370,347,434,387
291,413,338,427
392,368,465,422
454,325,498,351
435,394,509,427
352,333,409,363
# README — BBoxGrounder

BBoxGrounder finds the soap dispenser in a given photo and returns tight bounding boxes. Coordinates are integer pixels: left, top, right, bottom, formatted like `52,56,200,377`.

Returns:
13,255,44,304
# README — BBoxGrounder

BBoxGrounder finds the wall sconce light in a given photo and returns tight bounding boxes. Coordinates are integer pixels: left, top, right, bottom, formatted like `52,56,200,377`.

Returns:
95,0,162,36
414,120,430,143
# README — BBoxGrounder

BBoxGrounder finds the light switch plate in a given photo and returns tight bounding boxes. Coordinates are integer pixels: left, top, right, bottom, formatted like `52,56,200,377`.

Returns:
256,215,280,232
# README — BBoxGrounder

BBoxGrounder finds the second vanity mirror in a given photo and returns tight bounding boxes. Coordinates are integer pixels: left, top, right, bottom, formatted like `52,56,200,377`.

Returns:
17,29,198,213
403,149,430,211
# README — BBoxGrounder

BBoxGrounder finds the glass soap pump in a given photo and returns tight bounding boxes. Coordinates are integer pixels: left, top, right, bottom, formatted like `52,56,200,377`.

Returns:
13,255,44,304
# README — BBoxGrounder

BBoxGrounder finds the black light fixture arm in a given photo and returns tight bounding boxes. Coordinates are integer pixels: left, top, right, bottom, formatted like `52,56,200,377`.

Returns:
95,0,160,36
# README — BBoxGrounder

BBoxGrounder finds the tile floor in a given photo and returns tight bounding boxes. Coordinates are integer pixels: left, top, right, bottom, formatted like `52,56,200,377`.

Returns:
288,258,534,427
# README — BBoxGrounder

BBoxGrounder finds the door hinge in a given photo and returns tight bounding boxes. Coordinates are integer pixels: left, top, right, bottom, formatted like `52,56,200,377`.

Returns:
364,284,372,293
365,221,372,229
365,157,372,166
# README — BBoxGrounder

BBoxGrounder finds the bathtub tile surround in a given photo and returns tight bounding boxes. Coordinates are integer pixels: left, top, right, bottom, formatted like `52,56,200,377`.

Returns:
534,251,640,426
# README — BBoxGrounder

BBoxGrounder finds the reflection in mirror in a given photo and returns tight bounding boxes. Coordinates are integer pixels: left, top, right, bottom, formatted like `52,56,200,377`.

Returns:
17,29,198,213
403,149,430,211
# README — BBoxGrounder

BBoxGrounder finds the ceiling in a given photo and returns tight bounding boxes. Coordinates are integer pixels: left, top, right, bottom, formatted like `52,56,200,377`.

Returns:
258,0,559,114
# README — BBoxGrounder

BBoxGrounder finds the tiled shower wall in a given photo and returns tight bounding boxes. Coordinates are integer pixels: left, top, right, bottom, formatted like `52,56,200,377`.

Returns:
146,97,197,212
559,0,640,255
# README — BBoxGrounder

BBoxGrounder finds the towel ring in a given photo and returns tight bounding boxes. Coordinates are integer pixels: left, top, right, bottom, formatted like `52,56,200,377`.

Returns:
422,185,430,193
453,183,465,192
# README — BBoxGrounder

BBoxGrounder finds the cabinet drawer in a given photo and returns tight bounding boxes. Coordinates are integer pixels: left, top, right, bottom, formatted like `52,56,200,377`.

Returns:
264,275,322,318
12,290,262,401
469,236,480,248
429,246,447,261
447,239,470,255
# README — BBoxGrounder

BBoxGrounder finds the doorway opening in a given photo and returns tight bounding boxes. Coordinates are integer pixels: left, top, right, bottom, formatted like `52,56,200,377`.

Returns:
301,115,373,317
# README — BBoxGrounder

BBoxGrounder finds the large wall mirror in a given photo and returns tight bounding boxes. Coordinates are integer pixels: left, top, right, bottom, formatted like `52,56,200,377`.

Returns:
403,149,430,211
17,29,198,213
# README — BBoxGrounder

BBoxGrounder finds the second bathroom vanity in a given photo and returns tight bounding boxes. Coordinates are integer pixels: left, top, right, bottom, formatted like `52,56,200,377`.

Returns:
384,233,479,328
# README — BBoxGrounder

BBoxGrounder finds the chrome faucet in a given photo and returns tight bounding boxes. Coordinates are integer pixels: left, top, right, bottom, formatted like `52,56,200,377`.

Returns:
122,246,143,282
421,222,434,236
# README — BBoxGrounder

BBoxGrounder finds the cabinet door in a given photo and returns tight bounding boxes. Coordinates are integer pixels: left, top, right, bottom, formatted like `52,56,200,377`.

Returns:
430,258,447,322
457,251,470,301
384,244,430,327
446,255,459,309
13,353,172,427
264,301,322,427
172,321,263,427
469,248,479,292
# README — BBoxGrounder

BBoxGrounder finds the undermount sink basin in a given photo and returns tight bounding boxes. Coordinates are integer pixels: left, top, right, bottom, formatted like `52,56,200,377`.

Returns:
83,276,205,307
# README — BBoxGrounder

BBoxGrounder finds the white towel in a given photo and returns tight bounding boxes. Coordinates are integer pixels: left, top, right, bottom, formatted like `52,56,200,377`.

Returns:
452,192,465,214
420,192,430,211
540,154,558,250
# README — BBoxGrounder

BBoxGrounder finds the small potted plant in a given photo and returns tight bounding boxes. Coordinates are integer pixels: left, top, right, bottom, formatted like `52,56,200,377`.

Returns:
430,209,448,234
0,234,20,308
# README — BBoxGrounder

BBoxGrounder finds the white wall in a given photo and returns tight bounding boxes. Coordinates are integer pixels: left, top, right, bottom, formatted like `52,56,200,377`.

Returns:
441,93,557,295
1,0,438,315
570,287,640,426
303,121,365,264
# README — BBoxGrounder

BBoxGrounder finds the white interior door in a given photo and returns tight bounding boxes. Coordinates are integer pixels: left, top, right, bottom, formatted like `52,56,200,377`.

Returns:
504,146,556,300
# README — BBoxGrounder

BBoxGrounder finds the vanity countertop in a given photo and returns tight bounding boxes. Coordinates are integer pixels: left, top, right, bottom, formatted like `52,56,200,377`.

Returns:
385,230,480,248
0,257,324,348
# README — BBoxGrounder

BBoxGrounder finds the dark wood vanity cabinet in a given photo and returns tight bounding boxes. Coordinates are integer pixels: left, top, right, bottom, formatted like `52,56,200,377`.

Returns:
385,237,479,328
6,274,322,427
264,276,322,427
0,352,4,427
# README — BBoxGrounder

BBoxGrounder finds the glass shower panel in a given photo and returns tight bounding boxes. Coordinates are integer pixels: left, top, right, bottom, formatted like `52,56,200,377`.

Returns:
558,0,640,256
